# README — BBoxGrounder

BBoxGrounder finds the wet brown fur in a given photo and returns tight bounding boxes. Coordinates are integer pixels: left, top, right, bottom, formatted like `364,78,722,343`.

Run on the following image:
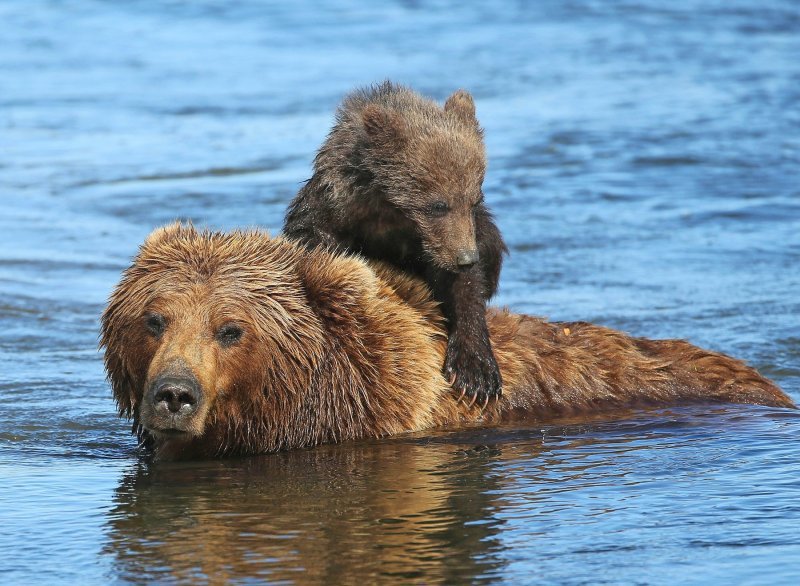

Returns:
101,224,795,460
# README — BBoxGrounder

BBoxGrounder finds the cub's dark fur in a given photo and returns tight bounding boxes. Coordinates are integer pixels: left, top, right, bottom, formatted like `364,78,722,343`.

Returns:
284,81,507,404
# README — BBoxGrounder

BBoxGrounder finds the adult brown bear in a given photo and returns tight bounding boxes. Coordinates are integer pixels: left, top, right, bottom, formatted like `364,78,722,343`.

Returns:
100,223,794,460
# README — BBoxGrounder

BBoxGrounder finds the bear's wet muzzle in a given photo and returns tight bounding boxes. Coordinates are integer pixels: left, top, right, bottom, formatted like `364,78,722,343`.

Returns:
142,372,205,435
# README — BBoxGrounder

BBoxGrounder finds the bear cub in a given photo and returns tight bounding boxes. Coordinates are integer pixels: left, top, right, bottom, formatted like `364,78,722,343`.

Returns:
284,81,507,405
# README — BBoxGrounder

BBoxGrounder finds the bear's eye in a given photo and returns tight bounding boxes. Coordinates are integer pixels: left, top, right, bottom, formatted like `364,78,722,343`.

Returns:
144,312,166,338
216,323,243,348
429,201,450,217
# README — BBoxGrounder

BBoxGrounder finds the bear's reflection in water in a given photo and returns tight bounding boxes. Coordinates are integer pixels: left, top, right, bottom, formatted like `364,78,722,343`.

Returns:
104,434,512,583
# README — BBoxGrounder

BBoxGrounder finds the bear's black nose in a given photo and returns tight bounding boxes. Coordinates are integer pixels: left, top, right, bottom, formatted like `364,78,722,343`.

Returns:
151,377,200,414
456,249,480,267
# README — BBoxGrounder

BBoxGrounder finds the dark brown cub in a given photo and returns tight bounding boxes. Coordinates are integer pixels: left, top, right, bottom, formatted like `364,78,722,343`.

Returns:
284,81,507,404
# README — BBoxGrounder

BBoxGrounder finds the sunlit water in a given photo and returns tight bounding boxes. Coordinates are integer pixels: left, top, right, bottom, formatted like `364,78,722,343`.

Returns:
1,1,799,583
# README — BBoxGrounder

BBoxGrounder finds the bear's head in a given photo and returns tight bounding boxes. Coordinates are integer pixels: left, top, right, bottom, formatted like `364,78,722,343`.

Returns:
100,223,327,455
358,88,487,272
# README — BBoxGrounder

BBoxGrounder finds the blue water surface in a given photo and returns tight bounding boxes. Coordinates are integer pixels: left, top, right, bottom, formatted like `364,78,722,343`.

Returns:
1,1,799,584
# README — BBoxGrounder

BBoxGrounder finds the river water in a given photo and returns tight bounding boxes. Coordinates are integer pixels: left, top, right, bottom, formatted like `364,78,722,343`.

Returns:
1,1,799,583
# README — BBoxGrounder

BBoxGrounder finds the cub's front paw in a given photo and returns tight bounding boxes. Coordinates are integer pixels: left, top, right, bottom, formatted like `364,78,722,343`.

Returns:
443,335,502,408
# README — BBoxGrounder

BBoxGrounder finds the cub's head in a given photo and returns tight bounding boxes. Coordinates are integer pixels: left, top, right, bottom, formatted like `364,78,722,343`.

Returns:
100,223,322,451
355,85,488,272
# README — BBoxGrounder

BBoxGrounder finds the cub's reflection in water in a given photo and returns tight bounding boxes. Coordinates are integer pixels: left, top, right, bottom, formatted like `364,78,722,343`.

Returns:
104,435,511,584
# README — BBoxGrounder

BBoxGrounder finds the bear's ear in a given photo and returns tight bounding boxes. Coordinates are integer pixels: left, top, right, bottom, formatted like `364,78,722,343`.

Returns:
142,221,188,251
444,89,478,127
361,104,407,148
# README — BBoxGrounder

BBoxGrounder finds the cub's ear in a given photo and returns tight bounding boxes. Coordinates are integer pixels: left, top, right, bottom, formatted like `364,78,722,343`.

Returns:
444,89,478,126
361,103,407,148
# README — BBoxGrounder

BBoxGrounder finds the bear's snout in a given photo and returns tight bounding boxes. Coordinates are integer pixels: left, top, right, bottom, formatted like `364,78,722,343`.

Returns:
456,248,480,268
152,376,200,413
145,374,204,434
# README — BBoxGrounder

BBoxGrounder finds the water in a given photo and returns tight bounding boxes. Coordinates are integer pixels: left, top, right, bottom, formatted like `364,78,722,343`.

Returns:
1,0,799,583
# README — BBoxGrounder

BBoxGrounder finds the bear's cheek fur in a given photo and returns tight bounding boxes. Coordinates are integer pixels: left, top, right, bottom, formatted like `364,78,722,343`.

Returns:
210,348,264,410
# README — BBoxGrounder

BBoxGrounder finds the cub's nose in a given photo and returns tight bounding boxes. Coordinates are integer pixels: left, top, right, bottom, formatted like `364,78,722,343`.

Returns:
151,376,200,415
456,249,480,267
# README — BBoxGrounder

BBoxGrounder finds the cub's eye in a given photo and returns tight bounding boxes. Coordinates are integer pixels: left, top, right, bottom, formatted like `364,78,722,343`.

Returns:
144,313,166,338
429,201,450,217
216,323,243,348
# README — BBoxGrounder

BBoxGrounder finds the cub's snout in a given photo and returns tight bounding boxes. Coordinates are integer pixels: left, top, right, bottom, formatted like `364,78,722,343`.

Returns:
456,248,479,268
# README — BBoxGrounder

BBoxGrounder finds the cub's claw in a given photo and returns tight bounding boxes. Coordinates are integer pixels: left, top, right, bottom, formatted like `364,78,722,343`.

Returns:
444,334,502,409
447,374,469,403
